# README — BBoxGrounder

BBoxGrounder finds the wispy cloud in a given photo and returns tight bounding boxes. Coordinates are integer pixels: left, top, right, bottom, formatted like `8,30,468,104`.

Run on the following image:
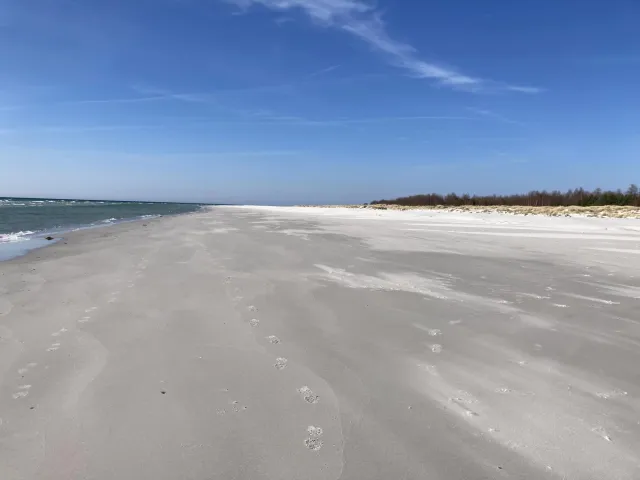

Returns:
457,136,527,142
130,85,216,104
2,145,302,159
225,0,540,93
0,124,165,134
9,72,392,109
187,150,302,157
274,16,294,26
63,83,295,106
505,85,544,94
579,54,640,66
66,95,173,105
195,114,474,126
467,107,524,126
295,115,473,126
307,64,340,78
0,115,472,136
66,85,218,106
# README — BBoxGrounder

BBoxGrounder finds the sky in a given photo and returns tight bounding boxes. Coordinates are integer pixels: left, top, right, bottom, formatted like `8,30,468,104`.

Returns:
0,0,639,204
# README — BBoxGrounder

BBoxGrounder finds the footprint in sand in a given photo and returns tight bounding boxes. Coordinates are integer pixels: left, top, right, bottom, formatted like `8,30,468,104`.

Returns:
18,363,37,375
456,391,477,403
304,426,324,451
249,319,260,327
274,357,288,370
529,294,551,300
592,426,612,442
297,386,319,404
266,335,280,344
596,389,627,400
51,328,68,337
495,387,513,394
417,363,439,376
12,385,31,399
449,390,480,418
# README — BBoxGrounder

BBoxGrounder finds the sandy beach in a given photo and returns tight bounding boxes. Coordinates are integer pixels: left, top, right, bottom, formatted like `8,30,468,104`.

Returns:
1,206,639,479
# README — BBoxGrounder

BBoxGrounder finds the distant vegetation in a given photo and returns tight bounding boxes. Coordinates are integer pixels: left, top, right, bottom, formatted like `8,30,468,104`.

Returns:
371,185,640,207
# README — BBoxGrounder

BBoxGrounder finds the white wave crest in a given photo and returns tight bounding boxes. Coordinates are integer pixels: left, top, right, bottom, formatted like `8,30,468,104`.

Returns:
0,231,35,243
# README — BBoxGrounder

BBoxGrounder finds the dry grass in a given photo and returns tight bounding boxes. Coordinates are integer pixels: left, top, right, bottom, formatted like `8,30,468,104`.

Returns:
297,204,640,219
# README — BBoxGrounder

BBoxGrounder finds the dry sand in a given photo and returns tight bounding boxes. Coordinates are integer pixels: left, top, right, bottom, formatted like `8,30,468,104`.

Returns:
1,206,639,479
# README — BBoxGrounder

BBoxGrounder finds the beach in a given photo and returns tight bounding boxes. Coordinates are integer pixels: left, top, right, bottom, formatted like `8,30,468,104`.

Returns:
0,198,202,261
1,205,639,479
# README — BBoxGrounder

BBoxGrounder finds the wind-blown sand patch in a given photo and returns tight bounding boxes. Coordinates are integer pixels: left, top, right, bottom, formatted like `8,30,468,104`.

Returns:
408,337,640,480
312,265,557,329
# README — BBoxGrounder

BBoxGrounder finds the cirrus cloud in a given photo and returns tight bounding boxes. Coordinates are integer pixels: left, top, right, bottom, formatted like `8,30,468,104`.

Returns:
224,0,541,93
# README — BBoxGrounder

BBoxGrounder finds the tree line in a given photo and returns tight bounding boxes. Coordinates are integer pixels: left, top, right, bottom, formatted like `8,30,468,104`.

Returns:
371,185,640,207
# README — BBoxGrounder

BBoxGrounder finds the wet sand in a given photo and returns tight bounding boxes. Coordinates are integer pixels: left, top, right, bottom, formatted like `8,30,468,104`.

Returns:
1,206,639,479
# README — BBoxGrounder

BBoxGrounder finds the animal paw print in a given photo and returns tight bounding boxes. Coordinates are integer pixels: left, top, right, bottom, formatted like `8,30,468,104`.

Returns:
297,386,319,404
304,426,324,451
274,357,288,370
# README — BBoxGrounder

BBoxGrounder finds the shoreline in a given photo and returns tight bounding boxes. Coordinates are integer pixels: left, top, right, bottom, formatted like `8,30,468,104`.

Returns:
0,209,201,262
0,215,160,266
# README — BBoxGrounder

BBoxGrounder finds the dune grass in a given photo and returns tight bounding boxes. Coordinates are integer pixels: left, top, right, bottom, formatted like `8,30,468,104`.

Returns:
298,204,640,218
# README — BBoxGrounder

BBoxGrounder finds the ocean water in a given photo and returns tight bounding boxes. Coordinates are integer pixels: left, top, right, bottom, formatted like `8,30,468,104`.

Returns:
0,197,204,260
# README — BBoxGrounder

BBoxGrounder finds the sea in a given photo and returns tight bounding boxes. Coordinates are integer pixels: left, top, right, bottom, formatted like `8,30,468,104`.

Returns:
0,197,204,261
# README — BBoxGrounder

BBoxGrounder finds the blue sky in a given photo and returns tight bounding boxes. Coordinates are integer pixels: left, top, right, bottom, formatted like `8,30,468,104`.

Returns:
1,0,638,204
